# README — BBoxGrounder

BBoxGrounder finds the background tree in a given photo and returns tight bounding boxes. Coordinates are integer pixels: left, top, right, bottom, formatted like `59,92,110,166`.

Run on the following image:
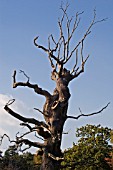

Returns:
0,145,38,170
1,3,108,170
110,130,113,144
110,130,113,169
62,124,112,170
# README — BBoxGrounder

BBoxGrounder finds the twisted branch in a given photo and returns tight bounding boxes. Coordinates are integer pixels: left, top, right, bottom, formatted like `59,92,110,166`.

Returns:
4,101,49,130
12,70,51,98
67,102,110,120
34,6,106,83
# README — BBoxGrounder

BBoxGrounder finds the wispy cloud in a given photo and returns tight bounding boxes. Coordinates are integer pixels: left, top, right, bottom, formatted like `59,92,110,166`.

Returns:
0,93,34,152
0,94,19,126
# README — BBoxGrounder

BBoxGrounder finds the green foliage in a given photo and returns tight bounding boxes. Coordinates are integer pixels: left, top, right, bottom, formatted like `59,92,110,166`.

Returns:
61,124,112,170
110,130,113,144
0,145,40,170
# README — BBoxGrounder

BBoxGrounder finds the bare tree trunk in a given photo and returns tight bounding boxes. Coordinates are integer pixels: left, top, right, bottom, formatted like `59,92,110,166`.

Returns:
39,90,69,170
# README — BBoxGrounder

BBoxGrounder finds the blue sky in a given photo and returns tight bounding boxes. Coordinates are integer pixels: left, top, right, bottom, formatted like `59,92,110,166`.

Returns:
0,0,113,152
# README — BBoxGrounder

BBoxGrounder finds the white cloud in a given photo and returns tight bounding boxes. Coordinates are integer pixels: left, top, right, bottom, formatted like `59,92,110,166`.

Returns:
0,128,7,135
0,93,35,126
0,93,35,152
0,94,16,125
0,94,21,127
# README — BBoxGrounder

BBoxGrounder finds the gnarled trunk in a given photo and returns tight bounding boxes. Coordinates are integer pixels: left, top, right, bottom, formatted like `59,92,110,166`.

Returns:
40,88,69,170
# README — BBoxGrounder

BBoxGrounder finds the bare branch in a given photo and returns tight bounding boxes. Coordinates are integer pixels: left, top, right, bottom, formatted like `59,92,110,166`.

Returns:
34,107,49,117
0,127,46,152
20,122,33,131
16,138,45,149
12,70,51,98
59,2,69,36
70,54,90,81
66,11,84,44
6,99,15,106
12,70,16,84
16,130,36,139
60,2,69,22
34,36,49,52
67,102,110,120
4,100,51,140
33,6,106,85
50,34,57,46
64,9,106,66
34,36,64,68
20,146,31,152
70,49,78,74
48,34,59,53
19,70,30,82
35,132,44,141
34,108,44,115
0,134,45,152
0,134,13,145
4,103,49,129
48,153,64,161
20,124,47,140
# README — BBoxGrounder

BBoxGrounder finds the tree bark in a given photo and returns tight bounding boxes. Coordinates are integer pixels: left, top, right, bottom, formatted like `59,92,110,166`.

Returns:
39,85,69,170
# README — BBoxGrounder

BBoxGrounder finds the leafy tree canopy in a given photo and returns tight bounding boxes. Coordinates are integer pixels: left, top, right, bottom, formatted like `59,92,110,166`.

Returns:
0,145,39,170
61,124,112,170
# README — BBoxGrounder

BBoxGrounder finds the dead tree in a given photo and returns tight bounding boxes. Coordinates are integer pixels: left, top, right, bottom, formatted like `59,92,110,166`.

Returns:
3,4,108,170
